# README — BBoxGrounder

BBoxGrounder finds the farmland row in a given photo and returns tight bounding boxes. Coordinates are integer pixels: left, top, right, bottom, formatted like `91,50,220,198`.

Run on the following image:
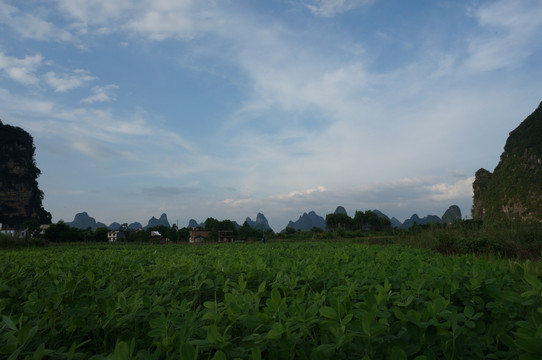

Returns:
1,242,541,359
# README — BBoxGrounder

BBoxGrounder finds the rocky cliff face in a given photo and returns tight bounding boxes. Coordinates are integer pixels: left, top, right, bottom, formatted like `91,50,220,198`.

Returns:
401,214,441,229
0,120,51,225
66,212,107,230
442,205,462,225
245,213,271,231
146,213,170,228
285,211,326,231
472,102,542,224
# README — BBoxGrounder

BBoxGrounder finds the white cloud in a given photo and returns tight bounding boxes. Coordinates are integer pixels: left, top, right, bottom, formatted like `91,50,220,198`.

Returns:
466,0,542,71
0,86,197,165
224,186,326,207
303,0,374,17
68,136,123,159
0,52,43,85
44,70,96,92
123,0,195,41
53,0,223,41
351,176,475,215
0,51,99,92
429,177,474,201
82,84,119,103
142,185,200,197
56,0,134,25
103,117,147,136
270,186,327,200
0,2,74,41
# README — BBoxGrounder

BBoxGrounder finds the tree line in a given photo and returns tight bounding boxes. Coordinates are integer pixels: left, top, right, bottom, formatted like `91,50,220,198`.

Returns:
40,217,273,243
325,210,391,232
33,210,392,243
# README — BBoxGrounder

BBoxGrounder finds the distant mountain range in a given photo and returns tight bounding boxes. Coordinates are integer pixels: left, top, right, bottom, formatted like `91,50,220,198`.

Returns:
284,211,326,231
66,212,170,231
280,205,460,231
64,205,462,232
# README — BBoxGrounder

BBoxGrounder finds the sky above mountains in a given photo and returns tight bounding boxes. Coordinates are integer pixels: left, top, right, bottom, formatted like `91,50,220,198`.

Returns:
1,0,541,231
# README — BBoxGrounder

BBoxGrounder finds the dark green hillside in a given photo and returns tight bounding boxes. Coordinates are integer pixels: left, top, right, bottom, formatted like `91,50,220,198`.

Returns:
0,120,51,225
472,102,542,225
504,102,542,156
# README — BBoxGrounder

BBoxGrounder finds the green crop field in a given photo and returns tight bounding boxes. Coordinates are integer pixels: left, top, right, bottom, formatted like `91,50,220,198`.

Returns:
1,242,541,359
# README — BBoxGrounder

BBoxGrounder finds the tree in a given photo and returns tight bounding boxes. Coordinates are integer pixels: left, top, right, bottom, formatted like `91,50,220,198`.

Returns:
353,211,366,231
353,210,392,232
284,226,297,235
204,218,220,241
325,213,352,231
94,227,109,242
219,219,235,231
178,227,190,242
238,221,253,240
44,222,84,242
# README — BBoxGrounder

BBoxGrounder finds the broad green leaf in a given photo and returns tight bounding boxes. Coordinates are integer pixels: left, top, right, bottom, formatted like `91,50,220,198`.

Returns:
524,273,542,291
501,291,522,304
464,305,475,319
342,313,353,325
85,269,94,283
180,343,196,360
390,346,407,360
212,350,227,360
251,347,262,360
113,341,131,360
2,316,17,332
258,281,266,294
207,324,224,345
393,308,405,321
361,313,372,335
311,343,335,359
271,288,281,304
515,336,542,354
266,323,284,340
320,306,339,320
33,343,54,360
67,342,77,360
7,349,20,360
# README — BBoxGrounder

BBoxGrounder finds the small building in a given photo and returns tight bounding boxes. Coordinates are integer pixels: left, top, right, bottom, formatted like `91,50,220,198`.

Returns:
0,223,26,238
107,230,126,242
218,230,234,243
40,224,50,235
189,228,210,243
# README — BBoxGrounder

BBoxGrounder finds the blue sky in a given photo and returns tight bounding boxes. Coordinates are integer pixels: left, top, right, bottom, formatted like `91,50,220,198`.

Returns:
1,0,541,231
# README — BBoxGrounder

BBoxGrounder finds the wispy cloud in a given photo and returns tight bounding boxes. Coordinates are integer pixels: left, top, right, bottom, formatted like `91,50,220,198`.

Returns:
82,84,119,103
142,185,200,197
52,0,224,41
225,186,326,206
0,51,100,92
68,136,126,160
429,177,474,201
56,0,134,25
466,0,542,71
302,0,375,17
270,186,327,200
44,70,96,92
0,52,43,85
0,2,74,42
123,1,197,41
